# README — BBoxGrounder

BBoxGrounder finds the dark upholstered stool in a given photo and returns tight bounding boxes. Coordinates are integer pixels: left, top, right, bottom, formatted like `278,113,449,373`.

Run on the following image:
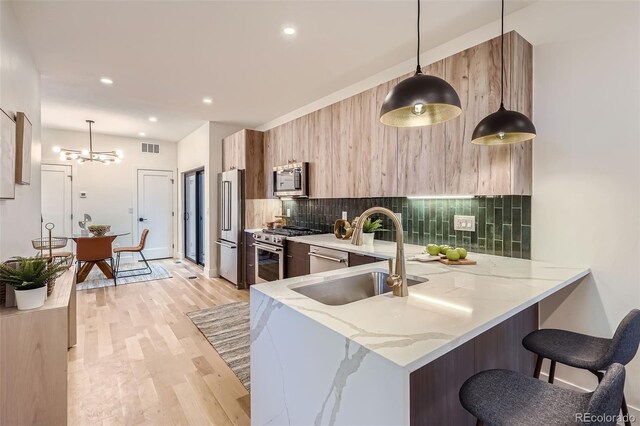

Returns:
523,310,640,426
459,363,626,426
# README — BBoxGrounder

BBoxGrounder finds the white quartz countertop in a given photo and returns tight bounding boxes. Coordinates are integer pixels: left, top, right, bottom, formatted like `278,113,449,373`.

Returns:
287,233,434,259
251,252,590,372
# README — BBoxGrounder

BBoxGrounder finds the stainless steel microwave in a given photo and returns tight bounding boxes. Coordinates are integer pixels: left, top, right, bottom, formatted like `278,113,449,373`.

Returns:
273,162,309,198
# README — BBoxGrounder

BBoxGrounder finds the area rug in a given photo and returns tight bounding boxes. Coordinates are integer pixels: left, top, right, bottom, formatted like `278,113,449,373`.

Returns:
187,301,251,391
76,263,171,291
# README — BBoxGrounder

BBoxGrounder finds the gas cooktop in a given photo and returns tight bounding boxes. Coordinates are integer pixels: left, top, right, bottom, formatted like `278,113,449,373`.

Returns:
260,226,322,237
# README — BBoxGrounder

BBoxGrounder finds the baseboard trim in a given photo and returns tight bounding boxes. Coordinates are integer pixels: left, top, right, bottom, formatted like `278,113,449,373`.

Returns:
540,373,639,417
204,267,218,278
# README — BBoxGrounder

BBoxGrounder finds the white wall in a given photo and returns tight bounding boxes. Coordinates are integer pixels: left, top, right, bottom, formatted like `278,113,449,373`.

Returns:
258,1,640,411
529,1,640,411
41,128,178,256
176,122,241,277
0,2,42,260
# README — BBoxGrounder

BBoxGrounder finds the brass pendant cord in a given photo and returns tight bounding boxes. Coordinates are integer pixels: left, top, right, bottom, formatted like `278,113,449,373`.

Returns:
500,0,505,108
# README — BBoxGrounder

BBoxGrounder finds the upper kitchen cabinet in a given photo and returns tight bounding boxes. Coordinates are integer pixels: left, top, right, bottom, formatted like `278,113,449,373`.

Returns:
509,32,533,195
445,31,532,196
308,106,333,198
397,61,447,196
331,86,398,198
291,115,309,164
221,129,265,199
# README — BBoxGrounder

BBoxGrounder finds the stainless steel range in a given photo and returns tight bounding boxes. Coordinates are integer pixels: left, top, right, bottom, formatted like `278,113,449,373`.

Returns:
253,226,321,283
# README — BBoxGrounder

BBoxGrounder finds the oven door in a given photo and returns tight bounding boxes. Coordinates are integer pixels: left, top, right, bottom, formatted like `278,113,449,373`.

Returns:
255,242,284,283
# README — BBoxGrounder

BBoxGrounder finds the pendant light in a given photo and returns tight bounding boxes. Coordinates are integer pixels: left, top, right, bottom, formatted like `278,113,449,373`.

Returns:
471,0,536,145
379,0,462,127
52,120,123,164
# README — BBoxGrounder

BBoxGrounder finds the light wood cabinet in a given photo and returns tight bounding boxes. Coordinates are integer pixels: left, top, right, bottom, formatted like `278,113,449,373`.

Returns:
221,129,265,199
308,106,333,198
262,31,532,198
0,269,77,426
397,61,448,196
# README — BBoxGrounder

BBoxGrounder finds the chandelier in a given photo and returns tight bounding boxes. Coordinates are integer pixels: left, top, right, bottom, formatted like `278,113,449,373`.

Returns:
52,120,123,164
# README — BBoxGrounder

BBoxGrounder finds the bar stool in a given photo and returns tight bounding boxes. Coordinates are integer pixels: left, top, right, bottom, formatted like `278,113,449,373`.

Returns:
113,229,151,284
459,363,626,426
523,309,640,426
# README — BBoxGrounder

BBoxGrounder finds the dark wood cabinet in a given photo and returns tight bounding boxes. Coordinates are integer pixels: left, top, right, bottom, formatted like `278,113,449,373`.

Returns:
285,240,310,278
245,231,256,286
348,252,385,267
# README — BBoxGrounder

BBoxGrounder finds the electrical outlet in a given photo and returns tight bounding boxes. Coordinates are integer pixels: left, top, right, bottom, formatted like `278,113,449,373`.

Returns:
286,208,291,217
454,215,476,232
342,211,348,220
395,212,402,222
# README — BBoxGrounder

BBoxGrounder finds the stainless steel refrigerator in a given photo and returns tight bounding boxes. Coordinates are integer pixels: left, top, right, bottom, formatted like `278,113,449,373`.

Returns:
216,169,244,288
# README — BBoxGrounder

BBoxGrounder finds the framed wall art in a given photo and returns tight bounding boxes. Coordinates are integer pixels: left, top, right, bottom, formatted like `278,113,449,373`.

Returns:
0,108,16,199
15,112,32,185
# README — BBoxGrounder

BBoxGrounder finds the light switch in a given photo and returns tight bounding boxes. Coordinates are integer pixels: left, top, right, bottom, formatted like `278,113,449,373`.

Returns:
286,208,291,217
454,215,476,232
342,211,348,220
79,191,87,198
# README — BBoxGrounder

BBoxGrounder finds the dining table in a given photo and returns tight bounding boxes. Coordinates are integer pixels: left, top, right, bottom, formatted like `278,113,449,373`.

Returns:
71,231,130,283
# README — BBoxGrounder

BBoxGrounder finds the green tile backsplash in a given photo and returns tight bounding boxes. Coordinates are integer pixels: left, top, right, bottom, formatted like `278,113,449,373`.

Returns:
282,196,531,259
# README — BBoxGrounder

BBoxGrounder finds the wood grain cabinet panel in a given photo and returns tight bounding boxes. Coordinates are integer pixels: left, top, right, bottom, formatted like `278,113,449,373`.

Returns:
397,61,447,196
292,115,309,164
261,31,532,198
263,129,277,198
509,32,533,195
369,80,399,197
308,106,333,198
221,129,265,199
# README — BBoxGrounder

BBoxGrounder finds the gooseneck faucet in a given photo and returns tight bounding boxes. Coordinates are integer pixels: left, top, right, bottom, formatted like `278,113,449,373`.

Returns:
351,207,408,297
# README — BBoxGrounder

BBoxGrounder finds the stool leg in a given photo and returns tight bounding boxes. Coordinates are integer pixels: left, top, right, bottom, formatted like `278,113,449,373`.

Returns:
534,355,543,379
548,360,556,384
621,394,631,426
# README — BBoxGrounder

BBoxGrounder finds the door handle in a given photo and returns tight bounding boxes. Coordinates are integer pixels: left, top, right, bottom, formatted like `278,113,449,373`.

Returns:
214,240,237,249
139,218,148,222
308,252,346,263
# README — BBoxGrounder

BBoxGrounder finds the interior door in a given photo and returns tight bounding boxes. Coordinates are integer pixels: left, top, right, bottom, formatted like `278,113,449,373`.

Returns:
137,169,174,259
41,164,72,249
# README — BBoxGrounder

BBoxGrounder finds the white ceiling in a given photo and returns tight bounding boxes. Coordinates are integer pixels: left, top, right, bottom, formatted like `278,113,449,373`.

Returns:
10,0,535,142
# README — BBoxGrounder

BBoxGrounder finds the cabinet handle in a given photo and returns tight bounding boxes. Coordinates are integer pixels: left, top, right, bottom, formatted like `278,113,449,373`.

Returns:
286,255,293,258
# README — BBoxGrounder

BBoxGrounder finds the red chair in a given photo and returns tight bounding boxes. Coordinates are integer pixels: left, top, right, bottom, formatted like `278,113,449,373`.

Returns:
113,229,151,284
75,236,116,285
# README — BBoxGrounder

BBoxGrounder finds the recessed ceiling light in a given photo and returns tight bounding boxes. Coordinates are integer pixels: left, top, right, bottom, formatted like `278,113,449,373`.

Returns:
283,26,296,35
100,77,113,85
139,132,146,137
202,97,213,104
148,116,157,122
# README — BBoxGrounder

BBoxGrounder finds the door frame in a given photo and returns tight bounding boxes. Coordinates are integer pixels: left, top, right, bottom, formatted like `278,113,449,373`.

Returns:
133,167,177,262
40,162,73,243
182,167,205,266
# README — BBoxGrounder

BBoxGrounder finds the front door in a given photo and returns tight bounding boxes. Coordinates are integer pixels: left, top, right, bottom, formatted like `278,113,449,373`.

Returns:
137,169,173,259
41,164,73,249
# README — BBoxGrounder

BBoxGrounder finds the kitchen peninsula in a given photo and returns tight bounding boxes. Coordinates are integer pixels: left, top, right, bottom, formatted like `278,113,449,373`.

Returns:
250,244,590,425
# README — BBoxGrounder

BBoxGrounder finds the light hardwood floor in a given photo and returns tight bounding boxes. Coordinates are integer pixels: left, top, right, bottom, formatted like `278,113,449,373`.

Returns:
68,259,251,425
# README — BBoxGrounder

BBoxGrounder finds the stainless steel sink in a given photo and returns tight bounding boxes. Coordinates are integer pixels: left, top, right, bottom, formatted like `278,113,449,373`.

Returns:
291,271,426,306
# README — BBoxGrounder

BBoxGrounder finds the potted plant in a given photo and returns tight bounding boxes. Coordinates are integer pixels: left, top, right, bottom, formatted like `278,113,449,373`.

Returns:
361,217,384,245
0,257,67,310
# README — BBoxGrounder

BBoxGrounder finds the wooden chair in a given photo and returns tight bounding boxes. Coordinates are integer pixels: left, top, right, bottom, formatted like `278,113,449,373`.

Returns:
75,236,116,285
113,229,151,284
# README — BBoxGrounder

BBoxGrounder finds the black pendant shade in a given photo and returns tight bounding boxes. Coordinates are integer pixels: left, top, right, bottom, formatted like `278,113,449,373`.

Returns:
380,0,462,128
471,0,536,145
380,70,462,127
471,104,536,145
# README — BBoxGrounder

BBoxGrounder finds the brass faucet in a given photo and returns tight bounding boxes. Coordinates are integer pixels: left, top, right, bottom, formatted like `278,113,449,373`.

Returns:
352,207,408,297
